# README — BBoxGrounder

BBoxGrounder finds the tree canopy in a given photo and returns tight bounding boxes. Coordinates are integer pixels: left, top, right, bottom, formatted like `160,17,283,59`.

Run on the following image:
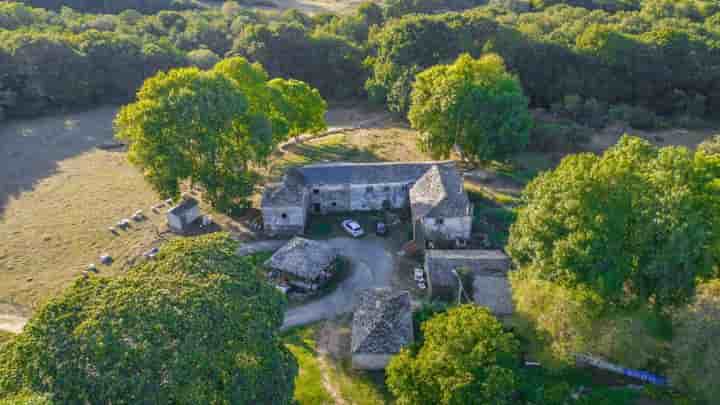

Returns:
115,57,327,211
409,53,533,162
386,305,520,405
0,233,297,405
508,135,720,308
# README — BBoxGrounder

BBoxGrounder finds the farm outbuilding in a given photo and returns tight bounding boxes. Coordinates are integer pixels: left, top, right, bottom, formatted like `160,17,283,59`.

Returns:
166,197,201,234
351,288,413,370
264,237,338,291
424,249,513,315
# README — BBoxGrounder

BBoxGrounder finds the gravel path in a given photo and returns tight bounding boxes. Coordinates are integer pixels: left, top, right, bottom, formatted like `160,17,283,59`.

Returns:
282,236,394,330
236,239,288,257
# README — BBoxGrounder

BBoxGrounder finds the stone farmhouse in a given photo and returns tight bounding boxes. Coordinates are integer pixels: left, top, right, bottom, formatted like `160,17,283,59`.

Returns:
351,288,413,370
261,162,473,247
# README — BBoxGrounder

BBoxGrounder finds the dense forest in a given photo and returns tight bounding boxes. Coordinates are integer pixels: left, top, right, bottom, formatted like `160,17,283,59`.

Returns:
0,0,718,127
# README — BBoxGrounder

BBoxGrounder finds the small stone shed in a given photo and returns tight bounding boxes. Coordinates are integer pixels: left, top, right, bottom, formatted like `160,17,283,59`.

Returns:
264,237,338,291
167,197,201,234
351,288,413,370
424,249,513,315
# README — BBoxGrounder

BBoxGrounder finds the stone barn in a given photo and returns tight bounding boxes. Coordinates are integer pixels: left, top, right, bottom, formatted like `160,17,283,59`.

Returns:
167,197,201,234
261,161,472,247
351,288,413,370
264,237,338,291
424,249,513,315
409,164,472,248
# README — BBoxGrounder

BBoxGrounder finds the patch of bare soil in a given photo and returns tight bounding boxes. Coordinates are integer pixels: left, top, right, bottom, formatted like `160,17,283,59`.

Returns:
316,319,353,405
585,123,718,153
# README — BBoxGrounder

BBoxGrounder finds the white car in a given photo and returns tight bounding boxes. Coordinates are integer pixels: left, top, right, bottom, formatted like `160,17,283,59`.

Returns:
341,219,364,237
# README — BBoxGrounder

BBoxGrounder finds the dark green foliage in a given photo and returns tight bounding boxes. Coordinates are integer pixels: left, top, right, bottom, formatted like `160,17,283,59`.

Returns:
232,22,367,99
366,5,720,118
18,0,200,14
0,233,297,404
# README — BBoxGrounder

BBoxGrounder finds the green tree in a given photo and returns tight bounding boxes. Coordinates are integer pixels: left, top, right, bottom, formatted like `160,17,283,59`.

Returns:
0,233,297,404
670,279,720,403
508,135,720,308
268,78,327,138
386,305,520,405
115,57,326,211
409,53,533,162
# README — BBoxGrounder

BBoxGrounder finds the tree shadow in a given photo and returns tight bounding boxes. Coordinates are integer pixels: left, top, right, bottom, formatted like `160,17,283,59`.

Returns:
0,105,120,219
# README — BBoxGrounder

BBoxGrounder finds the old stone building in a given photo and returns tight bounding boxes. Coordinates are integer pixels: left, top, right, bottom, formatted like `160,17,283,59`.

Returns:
261,161,472,246
264,237,338,291
351,288,413,370
424,249,513,315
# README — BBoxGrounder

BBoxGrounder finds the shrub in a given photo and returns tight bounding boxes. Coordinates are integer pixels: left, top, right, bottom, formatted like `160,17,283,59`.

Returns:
670,279,720,403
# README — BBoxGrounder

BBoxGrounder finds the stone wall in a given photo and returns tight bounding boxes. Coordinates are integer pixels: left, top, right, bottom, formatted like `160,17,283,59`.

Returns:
351,353,393,370
420,215,472,242
263,197,308,236
309,182,411,214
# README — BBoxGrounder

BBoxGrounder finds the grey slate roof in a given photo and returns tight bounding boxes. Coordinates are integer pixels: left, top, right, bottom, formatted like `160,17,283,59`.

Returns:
296,161,449,185
473,276,514,315
261,182,306,207
264,237,337,280
425,249,510,288
351,288,413,355
168,197,199,216
409,164,471,219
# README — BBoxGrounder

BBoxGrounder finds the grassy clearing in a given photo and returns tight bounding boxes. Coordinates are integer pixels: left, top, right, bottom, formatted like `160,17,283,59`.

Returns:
283,323,392,405
283,325,334,405
325,359,391,405
0,330,14,346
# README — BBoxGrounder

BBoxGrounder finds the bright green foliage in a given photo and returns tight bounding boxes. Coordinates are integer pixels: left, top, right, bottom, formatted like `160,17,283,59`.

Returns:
508,135,720,308
115,57,326,211
510,274,604,365
386,305,520,405
0,233,297,405
409,53,532,162
670,279,720,403
268,78,328,138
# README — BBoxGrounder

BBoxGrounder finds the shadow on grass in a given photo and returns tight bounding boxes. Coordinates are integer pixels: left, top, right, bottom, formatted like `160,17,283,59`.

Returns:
270,137,386,179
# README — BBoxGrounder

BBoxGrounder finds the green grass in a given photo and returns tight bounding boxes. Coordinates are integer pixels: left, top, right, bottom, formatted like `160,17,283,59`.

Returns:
283,325,334,405
328,359,391,405
282,323,392,405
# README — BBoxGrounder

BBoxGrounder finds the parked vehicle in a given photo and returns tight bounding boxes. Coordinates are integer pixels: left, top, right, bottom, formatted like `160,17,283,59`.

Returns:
375,221,388,236
341,219,364,237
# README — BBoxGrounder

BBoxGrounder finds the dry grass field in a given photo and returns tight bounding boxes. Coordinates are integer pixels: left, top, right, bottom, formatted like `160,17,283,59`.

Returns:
0,106,166,318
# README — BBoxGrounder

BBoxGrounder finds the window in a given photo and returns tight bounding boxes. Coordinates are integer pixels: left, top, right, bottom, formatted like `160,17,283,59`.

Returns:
313,189,319,194
281,213,287,219
436,218,444,225
366,186,374,192
332,202,337,207
383,186,390,191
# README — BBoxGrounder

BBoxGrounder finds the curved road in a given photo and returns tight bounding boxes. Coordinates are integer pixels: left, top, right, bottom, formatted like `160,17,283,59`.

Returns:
282,237,395,330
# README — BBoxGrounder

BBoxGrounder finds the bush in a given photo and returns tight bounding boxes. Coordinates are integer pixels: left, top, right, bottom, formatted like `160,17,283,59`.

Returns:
530,120,591,152
186,48,220,69
670,279,720,403
608,104,659,129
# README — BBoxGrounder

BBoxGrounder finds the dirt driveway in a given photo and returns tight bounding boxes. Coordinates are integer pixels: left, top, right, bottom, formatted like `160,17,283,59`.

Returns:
282,236,395,330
